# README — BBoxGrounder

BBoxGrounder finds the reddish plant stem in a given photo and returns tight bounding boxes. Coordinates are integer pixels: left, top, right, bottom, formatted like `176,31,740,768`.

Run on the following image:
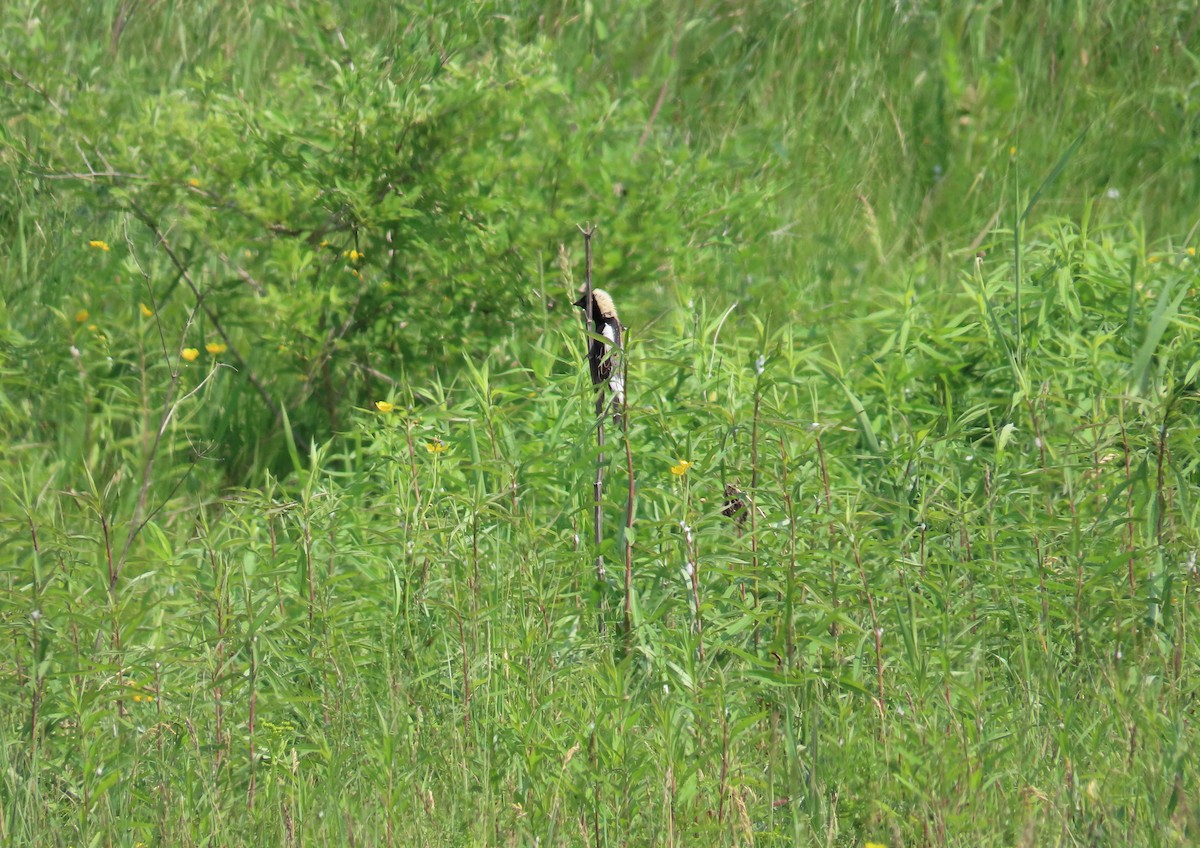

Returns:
852,541,885,718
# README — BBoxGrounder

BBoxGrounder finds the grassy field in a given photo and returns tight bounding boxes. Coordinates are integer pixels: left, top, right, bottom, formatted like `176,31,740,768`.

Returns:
2,2,1198,845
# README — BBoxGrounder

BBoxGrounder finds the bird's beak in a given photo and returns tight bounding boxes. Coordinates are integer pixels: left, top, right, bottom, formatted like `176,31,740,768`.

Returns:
573,294,588,309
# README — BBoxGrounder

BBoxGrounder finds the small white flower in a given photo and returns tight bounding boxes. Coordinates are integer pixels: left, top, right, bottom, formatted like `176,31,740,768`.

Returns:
1105,187,1120,199
754,355,765,375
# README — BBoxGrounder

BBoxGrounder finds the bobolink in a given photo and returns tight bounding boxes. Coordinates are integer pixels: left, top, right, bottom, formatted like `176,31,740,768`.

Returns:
574,288,625,413
723,482,762,528
722,483,748,525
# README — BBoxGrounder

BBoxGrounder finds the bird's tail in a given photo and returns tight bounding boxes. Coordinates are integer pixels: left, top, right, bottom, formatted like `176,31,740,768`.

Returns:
609,373,625,427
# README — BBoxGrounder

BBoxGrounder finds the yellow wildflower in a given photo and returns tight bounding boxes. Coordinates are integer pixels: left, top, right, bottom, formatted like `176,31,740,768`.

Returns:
1008,146,1016,157
1188,247,1196,257
343,249,363,263
670,460,694,476
187,178,201,187
139,303,154,318
181,348,200,362
205,342,228,355
75,309,90,323
426,438,449,454
865,843,887,848
374,401,395,413
88,240,110,251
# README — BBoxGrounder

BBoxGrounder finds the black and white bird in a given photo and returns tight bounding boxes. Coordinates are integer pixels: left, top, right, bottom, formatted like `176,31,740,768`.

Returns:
574,288,625,415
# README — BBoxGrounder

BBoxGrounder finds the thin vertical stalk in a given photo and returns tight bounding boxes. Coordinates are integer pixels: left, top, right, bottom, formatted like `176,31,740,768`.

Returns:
578,224,606,588
457,607,471,732
779,436,797,670
247,584,258,811
621,335,635,637
207,542,226,768
302,508,315,628
1012,166,1023,365
27,513,43,744
815,431,838,641
748,366,763,645
717,706,730,824
1119,402,1136,592
1155,397,1175,548
853,540,885,719
683,520,704,661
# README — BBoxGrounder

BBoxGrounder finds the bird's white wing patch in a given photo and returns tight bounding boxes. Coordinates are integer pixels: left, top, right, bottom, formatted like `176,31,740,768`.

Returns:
601,323,624,405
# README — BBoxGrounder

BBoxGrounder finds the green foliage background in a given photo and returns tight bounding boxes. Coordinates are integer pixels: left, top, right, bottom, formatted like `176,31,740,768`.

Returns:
1,1,1198,845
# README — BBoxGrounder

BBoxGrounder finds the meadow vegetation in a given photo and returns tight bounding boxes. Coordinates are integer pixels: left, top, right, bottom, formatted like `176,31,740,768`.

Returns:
1,1,1198,845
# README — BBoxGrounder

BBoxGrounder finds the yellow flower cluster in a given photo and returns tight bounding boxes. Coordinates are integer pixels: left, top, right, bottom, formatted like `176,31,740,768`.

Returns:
181,343,228,362
671,460,693,476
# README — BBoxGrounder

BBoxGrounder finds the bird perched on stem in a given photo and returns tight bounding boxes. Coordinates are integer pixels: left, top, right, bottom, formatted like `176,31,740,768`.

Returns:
574,288,625,417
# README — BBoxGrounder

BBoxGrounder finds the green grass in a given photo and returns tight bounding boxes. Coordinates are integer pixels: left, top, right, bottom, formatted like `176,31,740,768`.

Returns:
1,1,1198,845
